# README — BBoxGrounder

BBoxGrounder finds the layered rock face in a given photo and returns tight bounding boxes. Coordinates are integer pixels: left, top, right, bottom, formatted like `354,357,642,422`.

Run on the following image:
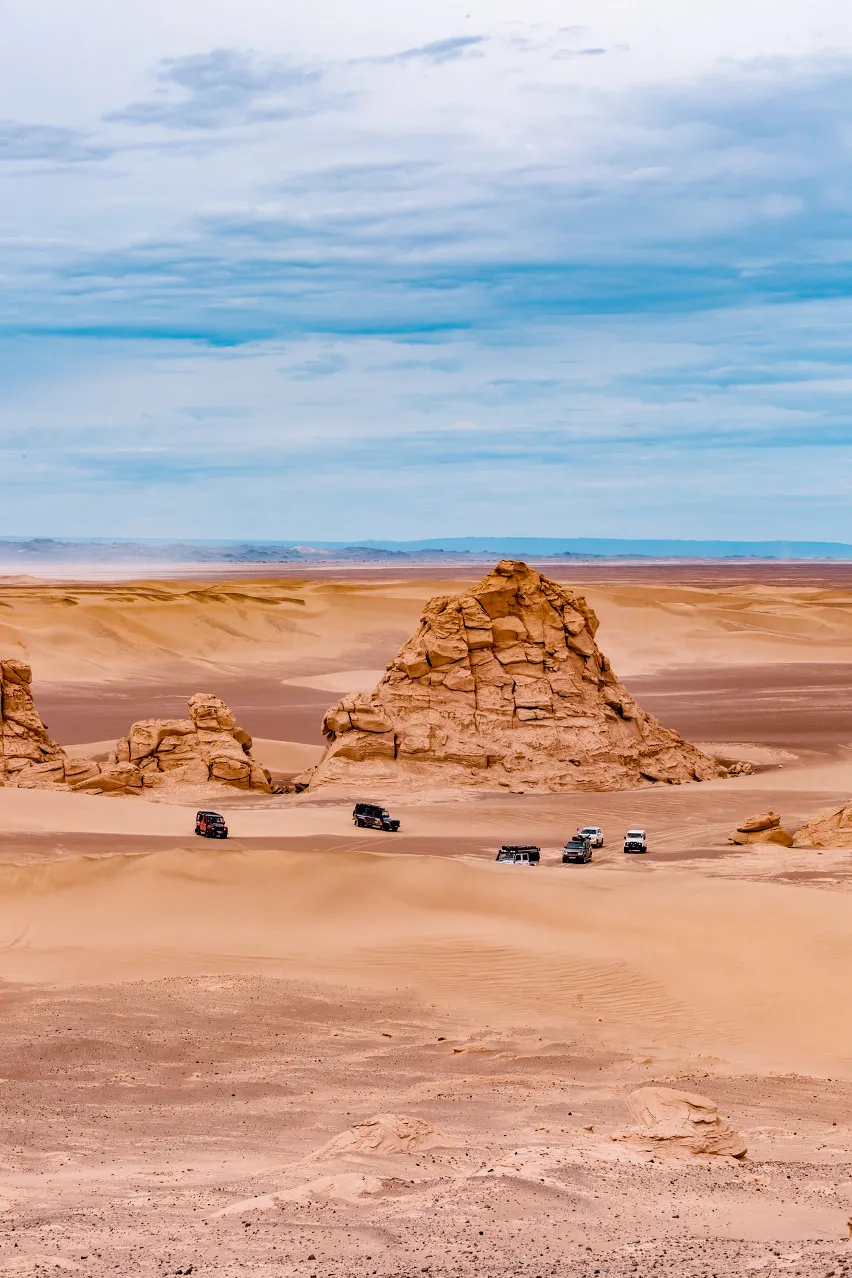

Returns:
795,801,852,848
73,694,272,794
0,660,98,788
297,560,727,793
612,1087,747,1158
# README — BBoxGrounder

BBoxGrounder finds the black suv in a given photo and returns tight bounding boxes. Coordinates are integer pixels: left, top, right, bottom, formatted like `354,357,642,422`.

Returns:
562,836,592,864
195,810,228,839
353,803,400,832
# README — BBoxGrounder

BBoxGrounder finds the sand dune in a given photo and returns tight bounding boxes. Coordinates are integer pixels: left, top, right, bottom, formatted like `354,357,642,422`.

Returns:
0,844,850,1075
1,573,851,684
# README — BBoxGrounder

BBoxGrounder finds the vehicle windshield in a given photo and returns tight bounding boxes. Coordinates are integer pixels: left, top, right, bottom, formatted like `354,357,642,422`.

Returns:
580,828,596,834
626,831,644,838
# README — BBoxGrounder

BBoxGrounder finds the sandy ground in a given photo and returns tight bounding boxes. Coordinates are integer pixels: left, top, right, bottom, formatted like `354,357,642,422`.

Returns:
1,565,852,1276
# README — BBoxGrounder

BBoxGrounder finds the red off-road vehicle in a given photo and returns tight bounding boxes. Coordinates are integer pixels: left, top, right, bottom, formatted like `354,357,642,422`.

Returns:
196,810,228,838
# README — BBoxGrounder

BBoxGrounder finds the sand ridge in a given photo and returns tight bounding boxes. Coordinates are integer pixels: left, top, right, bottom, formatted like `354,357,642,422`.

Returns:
0,571,851,683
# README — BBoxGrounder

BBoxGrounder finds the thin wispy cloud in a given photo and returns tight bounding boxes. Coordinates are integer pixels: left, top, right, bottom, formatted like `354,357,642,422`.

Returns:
0,121,110,163
374,36,488,64
106,48,331,130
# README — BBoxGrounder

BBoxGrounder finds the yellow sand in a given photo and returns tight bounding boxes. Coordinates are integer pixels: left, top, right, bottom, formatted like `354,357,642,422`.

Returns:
0,844,850,1077
2,576,852,680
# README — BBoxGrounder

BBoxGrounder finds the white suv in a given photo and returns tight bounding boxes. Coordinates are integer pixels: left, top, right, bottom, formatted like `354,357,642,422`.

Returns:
577,826,604,848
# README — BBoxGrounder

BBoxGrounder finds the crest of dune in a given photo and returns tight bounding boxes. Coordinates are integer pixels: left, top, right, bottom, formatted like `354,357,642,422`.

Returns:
296,560,728,792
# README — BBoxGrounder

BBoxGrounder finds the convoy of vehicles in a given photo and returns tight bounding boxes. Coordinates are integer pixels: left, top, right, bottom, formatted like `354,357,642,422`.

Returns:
353,802,401,832
495,845,541,866
195,810,228,838
190,802,646,859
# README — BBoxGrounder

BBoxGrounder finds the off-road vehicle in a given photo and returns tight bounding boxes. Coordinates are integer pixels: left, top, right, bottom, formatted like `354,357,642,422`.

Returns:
353,802,400,832
196,810,228,838
577,826,604,848
495,845,540,866
623,829,647,854
562,836,592,864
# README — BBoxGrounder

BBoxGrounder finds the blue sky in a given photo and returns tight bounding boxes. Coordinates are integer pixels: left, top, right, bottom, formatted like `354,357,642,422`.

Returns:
2,0,852,539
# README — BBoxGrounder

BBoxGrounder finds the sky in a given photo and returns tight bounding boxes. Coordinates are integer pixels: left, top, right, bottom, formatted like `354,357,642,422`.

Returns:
3,0,852,540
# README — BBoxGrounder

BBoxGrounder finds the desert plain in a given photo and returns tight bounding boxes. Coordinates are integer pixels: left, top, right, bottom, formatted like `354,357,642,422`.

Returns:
1,562,852,1276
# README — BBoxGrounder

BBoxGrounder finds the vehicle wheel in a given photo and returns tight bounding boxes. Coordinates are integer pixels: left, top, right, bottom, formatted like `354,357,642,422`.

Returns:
195,826,202,836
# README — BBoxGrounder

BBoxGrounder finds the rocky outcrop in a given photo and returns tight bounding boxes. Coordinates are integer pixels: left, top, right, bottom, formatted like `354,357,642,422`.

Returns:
611,1087,747,1158
311,1114,447,1160
794,801,852,848
729,811,794,847
0,660,99,788
72,694,272,794
295,561,729,793
0,668,272,796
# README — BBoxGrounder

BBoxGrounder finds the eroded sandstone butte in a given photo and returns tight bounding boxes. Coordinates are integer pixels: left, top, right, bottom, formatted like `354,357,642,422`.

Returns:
0,660,98,788
296,560,728,792
74,693,273,794
0,671,272,795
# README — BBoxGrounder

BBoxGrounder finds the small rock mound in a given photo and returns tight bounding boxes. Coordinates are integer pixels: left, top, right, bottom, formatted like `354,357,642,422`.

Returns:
0,660,99,788
729,811,794,846
794,800,852,848
313,1114,445,1159
612,1087,747,1157
72,693,272,794
296,560,729,792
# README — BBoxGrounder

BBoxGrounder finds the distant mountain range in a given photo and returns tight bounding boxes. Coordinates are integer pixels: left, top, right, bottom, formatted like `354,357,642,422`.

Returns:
1,537,851,563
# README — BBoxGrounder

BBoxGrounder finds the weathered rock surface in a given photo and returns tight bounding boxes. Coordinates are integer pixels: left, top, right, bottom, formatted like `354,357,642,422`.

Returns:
0,669,272,796
611,1087,747,1158
0,659,99,788
72,694,272,794
295,561,729,793
795,800,852,848
312,1114,447,1160
729,811,794,846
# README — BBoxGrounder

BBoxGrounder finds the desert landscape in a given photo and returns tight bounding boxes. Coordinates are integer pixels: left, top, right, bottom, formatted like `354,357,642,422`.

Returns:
0,560,850,1276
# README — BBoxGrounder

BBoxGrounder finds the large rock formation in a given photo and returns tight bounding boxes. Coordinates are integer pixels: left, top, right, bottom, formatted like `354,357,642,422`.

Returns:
0,669,272,795
611,1087,747,1158
73,694,272,794
794,801,852,848
729,811,794,847
296,560,728,793
0,660,98,788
